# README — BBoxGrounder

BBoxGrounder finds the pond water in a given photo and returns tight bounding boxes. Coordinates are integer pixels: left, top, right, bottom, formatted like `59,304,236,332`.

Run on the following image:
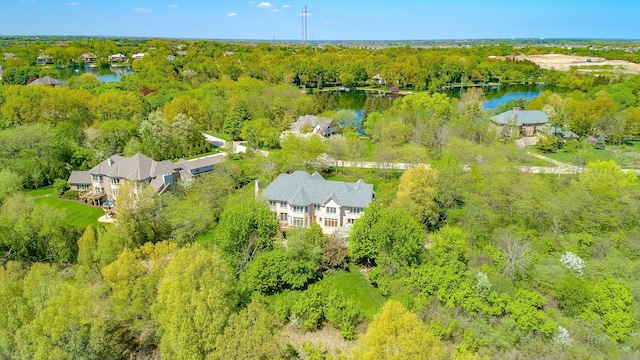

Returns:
55,65,134,83
333,84,551,125
446,84,546,109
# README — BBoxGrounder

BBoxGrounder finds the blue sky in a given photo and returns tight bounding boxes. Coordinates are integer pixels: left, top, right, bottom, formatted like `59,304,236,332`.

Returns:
2,0,639,40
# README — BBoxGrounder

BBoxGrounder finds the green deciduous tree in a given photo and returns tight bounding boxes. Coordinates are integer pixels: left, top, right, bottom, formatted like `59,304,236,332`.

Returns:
350,300,445,360
213,200,279,275
210,301,284,360
154,244,236,360
395,164,438,227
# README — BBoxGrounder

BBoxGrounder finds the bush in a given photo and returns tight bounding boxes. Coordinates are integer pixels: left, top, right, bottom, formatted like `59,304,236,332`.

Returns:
63,189,80,200
288,283,362,339
53,178,70,196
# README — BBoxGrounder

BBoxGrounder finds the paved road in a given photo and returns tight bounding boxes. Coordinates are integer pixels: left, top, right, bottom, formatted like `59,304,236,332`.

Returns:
203,133,267,155
202,134,640,175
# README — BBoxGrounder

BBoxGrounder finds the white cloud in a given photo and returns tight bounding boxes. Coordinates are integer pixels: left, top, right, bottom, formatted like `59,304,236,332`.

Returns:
168,4,178,8
270,8,281,13
282,4,290,8
133,7,152,13
66,2,78,6
299,11,311,17
249,1,257,4
227,12,237,17
257,2,272,8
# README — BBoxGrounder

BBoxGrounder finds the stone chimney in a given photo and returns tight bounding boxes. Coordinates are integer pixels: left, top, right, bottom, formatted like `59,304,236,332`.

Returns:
255,179,261,199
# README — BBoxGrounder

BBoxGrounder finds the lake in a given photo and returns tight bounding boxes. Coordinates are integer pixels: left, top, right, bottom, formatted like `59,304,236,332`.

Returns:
333,84,549,122
56,65,134,83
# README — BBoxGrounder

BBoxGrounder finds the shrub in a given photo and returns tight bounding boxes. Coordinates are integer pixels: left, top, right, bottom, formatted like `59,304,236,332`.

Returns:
63,189,80,200
53,178,70,196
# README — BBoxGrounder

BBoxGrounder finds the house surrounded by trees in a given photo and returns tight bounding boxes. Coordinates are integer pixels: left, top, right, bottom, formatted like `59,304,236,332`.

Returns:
68,153,223,206
260,171,375,234
490,108,549,136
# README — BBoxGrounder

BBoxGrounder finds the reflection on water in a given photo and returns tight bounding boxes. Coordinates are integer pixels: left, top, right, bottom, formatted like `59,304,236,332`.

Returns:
445,84,546,109
55,65,134,83
332,85,553,121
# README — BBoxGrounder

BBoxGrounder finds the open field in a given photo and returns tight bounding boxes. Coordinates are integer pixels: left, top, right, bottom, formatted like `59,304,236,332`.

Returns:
494,54,640,75
25,187,104,228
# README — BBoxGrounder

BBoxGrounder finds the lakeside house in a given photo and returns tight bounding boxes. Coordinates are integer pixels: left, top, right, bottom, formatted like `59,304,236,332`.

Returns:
131,53,146,60
36,54,54,65
68,153,224,211
260,171,375,234
79,53,96,64
108,53,127,62
372,73,386,86
490,108,549,136
3,53,16,61
27,76,64,87
288,115,338,137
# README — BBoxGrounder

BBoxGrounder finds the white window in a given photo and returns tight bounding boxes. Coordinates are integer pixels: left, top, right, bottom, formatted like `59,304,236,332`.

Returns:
269,200,276,207
350,207,363,214
92,175,102,181
112,188,119,197
95,187,102,193
110,177,119,184
314,204,321,211
324,218,338,227
326,207,337,214
292,205,306,213
347,218,356,225
279,213,288,221
292,217,304,226
280,201,287,207
78,184,88,190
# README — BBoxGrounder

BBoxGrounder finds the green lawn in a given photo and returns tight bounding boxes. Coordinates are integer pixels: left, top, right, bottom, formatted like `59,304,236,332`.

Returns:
25,187,104,228
316,266,385,319
266,266,385,321
322,168,402,191
541,148,639,167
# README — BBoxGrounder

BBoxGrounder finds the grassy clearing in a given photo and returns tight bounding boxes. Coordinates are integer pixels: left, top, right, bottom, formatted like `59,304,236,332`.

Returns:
317,266,385,320
24,187,104,228
541,148,639,167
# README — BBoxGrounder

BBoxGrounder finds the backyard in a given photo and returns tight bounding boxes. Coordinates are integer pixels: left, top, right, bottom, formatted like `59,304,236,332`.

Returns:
25,187,105,228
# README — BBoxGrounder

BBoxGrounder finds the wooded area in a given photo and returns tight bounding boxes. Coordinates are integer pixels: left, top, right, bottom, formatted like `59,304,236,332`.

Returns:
1,37,640,359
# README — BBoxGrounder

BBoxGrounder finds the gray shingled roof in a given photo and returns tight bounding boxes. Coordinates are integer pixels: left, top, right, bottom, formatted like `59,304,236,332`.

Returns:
262,171,374,208
88,153,180,181
491,110,548,126
176,154,225,174
68,171,91,185
290,115,335,133
27,76,64,86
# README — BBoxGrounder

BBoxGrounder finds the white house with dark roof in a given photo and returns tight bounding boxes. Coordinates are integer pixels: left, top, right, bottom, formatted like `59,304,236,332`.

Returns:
490,109,549,136
260,171,375,234
68,153,224,206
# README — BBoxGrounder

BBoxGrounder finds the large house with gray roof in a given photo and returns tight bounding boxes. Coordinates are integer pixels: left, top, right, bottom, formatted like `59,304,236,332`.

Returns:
491,109,549,136
260,171,375,234
68,153,223,206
